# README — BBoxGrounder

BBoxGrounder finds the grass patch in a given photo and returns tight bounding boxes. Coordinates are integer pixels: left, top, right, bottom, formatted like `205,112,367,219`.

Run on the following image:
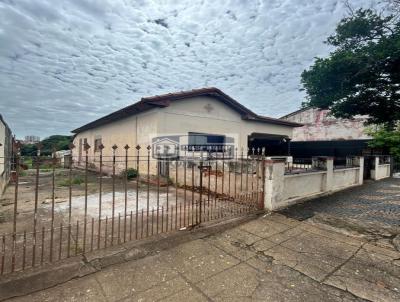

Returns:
58,176,84,187
18,170,27,177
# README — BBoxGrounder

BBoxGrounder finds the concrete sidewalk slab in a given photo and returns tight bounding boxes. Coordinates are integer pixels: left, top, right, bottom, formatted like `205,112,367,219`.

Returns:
5,213,400,302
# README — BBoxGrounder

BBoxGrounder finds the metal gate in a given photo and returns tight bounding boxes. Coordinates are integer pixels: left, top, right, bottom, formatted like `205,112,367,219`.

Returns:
0,144,265,275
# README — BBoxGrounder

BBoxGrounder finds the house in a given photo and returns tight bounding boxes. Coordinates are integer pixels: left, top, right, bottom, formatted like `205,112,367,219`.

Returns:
281,107,370,142
280,107,387,179
71,88,301,173
0,114,13,194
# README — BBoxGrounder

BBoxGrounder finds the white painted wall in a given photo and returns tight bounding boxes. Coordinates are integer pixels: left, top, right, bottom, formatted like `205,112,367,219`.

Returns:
332,168,360,190
283,171,326,201
371,164,391,180
264,157,364,211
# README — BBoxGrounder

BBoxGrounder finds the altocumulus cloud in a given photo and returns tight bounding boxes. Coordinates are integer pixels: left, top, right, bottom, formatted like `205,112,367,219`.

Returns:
0,0,378,137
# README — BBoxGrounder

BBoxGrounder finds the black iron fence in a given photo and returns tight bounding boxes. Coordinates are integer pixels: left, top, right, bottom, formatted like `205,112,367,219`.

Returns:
0,144,265,275
285,158,313,174
333,157,359,169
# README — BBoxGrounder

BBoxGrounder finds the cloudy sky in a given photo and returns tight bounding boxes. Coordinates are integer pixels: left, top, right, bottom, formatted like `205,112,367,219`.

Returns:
0,0,378,138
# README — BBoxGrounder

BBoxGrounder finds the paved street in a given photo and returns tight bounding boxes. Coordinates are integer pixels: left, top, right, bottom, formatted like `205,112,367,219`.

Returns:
5,178,400,302
280,178,400,251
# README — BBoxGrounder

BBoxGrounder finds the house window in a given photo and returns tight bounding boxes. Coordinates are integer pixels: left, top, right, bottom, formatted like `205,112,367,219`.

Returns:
94,137,102,152
188,132,225,151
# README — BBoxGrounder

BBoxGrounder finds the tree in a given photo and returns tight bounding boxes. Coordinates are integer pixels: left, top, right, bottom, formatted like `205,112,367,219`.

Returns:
367,128,400,161
301,9,400,129
20,135,72,156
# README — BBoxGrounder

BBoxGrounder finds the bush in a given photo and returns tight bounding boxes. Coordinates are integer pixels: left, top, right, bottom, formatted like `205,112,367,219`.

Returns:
121,168,138,180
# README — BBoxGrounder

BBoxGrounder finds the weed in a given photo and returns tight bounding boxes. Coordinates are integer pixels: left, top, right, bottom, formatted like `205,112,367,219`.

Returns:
121,168,138,180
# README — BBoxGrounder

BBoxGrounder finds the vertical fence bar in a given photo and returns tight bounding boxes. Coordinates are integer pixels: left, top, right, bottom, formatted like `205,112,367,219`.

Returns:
251,148,255,201
32,144,41,267
129,210,133,240
75,220,79,256
183,148,187,227
98,144,104,250
222,146,225,197
260,148,266,210
175,158,178,229
59,223,63,260
49,147,57,263
146,146,151,237
256,148,260,205
227,147,231,198
161,206,164,233
170,205,173,231
1,235,5,275
207,148,211,221
67,143,74,258
156,159,160,234
11,145,20,272
151,208,154,235
199,161,203,224
22,230,26,270
234,147,238,198
141,209,144,239
166,159,169,232
135,145,141,239
191,148,195,225
118,213,121,244
104,216,108,248
111,145,117,246
246,148,249,195
123,145,130,243
40,226,45,265
240,148,244,194
83,143,90,254
90,218,94,252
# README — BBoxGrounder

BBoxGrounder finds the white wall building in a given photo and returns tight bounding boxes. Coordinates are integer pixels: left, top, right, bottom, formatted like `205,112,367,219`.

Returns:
72,88,301,173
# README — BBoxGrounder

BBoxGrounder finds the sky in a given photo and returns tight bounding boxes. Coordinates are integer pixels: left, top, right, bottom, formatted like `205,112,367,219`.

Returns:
0,0,379,138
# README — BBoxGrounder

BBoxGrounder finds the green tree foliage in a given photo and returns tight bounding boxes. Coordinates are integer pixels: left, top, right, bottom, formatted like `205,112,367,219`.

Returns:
301,9,400,128
368,128,400,160
21,135,72,156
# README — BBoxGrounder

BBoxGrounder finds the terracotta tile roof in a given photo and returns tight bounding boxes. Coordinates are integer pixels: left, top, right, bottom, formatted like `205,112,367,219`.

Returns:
72,87,302,133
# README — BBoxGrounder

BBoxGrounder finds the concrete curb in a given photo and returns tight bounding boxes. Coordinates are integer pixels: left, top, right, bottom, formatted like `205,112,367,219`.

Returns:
0,212,262,301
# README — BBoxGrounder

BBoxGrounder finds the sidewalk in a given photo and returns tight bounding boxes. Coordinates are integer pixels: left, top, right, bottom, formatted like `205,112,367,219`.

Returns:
7,213,400,302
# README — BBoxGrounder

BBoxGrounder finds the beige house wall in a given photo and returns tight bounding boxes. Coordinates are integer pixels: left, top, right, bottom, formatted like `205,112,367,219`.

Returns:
158,96,293,149
72,110,159,173
72,96,294,174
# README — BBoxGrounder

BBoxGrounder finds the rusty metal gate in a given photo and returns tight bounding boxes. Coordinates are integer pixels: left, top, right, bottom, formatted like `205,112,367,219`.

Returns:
0,144,265,275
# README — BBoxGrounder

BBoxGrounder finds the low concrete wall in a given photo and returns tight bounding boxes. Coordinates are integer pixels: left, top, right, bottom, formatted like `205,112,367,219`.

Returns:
283,171,326,201
371,158,391,180
332,168,360,190
264,157,364,211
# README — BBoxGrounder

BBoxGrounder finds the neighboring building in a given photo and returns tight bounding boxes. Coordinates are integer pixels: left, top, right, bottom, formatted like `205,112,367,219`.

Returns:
23,135,40,145
72,88,301,173
280,107,386,177
281,107,370,142
0,114,13,194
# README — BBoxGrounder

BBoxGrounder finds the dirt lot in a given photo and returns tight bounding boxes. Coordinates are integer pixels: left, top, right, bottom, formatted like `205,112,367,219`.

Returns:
0,168,181,234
